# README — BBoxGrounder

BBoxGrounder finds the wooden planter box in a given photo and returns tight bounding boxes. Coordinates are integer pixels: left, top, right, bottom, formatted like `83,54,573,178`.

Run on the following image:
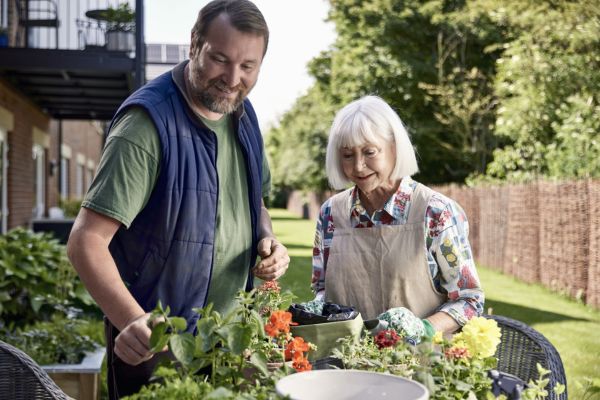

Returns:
42,347,105,400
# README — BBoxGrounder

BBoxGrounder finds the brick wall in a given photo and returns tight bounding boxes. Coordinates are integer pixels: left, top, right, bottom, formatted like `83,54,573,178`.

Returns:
0,80,50,229
47,120,104,204
0,80,105,230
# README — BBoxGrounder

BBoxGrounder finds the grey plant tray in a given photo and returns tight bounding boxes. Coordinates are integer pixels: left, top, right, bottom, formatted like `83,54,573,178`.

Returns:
41,346,105,374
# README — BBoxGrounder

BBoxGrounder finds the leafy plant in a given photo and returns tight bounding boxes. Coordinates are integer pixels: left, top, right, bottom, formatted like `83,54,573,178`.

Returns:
333,316,562,399
1,314,100,365
59,198,83,218
104,3,135,31
123,281,310,399
575,377,600,400
0,228,94,328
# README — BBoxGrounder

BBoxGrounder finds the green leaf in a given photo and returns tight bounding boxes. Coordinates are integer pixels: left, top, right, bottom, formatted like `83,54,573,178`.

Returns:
455,380,473,391
149,322,169,352
169,316,188,332
553,383,566,395
249,351,269,376
250,310,265,338
170,333,195,366
74,285,94,305
188,358,211,375
223,325,253,355
30,295,45,313
205,387,234,399
196,317,219,353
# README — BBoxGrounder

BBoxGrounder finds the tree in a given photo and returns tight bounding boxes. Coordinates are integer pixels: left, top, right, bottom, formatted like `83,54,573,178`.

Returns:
266,85,336,194
474,0,600,182
267,0,600,192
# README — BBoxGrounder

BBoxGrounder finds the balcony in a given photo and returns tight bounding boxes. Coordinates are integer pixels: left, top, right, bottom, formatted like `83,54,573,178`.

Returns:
0,0,145,121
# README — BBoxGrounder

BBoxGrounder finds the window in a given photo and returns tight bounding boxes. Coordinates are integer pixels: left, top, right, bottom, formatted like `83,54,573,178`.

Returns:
32,144,45,218
60,157,70,200
75,162,84,198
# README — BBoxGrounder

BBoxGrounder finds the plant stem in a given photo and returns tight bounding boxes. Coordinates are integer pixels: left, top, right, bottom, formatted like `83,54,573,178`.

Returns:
281,348,289,374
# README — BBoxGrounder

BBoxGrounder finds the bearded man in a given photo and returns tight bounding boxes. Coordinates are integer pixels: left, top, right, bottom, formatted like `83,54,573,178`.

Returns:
66,1,290,398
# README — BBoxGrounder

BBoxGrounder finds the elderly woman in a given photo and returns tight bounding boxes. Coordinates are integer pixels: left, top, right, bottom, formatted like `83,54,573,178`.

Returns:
311,95,484,340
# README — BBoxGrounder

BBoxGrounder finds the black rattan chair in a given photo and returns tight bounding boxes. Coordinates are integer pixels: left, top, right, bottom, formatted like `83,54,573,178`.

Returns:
0,340,69,400
485,314,568,399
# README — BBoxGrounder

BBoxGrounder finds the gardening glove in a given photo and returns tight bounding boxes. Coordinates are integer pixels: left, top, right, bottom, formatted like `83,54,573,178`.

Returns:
372,307,436,345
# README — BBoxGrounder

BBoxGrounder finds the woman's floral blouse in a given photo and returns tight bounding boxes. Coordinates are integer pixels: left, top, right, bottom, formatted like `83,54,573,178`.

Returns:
311,176,484,326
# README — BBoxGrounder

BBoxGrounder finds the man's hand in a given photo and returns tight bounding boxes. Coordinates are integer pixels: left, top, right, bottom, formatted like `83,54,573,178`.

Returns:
252,237,290,280
114,313,157,365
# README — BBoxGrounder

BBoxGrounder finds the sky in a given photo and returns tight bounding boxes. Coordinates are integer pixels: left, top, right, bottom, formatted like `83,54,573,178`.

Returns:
144,0,336,130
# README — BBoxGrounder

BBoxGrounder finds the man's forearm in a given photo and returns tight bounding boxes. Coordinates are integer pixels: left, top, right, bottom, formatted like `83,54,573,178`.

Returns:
258,201,275,241
68,220,145,331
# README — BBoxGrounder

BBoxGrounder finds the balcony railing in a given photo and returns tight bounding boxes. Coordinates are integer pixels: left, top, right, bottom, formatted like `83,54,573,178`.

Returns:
4,0,136,52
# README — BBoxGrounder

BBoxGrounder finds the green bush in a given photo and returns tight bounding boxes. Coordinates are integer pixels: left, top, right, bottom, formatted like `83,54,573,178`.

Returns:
0,227,95,328
2,314,100,365
59,198,83,218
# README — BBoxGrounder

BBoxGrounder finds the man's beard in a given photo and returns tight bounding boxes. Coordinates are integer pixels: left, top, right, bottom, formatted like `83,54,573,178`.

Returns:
189,62,249,115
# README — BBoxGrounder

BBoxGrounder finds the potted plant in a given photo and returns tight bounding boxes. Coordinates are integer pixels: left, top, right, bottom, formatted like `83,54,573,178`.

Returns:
2,315,105,400
104,3,135,52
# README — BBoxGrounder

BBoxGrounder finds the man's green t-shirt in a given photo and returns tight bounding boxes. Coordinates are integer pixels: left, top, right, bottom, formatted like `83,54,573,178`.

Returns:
83,63,271,315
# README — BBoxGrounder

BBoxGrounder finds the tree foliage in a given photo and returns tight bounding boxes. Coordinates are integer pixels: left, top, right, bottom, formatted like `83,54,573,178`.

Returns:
266,84,335,193
477,0,600,182
266,0,600,191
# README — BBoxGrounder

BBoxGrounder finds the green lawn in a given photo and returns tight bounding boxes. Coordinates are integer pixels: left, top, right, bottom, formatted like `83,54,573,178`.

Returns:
268,208,315,302
269,207,600,399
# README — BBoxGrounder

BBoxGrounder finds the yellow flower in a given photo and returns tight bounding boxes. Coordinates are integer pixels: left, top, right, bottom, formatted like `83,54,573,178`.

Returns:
446,253,457,263
433,331,444,345
452,317,501,359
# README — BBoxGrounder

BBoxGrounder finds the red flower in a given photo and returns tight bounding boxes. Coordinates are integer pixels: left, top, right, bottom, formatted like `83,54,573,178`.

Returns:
285,337,311,360
374,329,401,349
292,357,312,372
265,310,294,338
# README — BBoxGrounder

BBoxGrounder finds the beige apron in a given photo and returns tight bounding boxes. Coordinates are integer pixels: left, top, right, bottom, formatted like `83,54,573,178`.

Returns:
325,183,445,320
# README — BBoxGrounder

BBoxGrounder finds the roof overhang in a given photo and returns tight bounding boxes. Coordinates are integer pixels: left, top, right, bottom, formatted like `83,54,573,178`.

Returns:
0,47,136,120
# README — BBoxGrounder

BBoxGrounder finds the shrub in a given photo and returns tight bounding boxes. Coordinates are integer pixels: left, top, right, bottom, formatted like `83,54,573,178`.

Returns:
1,314,100,365
0,228,95,328
59,198,83,218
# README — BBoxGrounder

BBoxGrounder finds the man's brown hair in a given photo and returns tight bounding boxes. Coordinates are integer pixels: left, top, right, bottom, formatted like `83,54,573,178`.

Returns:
190,0,269,58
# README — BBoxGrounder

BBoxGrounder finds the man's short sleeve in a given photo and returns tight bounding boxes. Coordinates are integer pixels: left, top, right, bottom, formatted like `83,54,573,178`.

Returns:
82,107,161,228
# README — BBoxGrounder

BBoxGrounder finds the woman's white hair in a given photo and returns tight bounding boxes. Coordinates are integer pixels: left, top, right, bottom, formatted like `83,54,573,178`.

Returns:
326,95,419,190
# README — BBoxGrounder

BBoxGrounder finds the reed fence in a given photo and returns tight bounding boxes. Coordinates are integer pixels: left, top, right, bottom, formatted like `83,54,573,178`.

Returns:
433,179,599,309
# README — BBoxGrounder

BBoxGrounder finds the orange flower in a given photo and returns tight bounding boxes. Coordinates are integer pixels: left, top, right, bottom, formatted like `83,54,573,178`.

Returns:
285,336,311,360
265,310,294,338
292,356,312,372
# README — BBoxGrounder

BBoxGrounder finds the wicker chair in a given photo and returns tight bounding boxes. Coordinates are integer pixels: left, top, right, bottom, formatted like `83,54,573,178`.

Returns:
0,340,70,400
485,315,568,399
